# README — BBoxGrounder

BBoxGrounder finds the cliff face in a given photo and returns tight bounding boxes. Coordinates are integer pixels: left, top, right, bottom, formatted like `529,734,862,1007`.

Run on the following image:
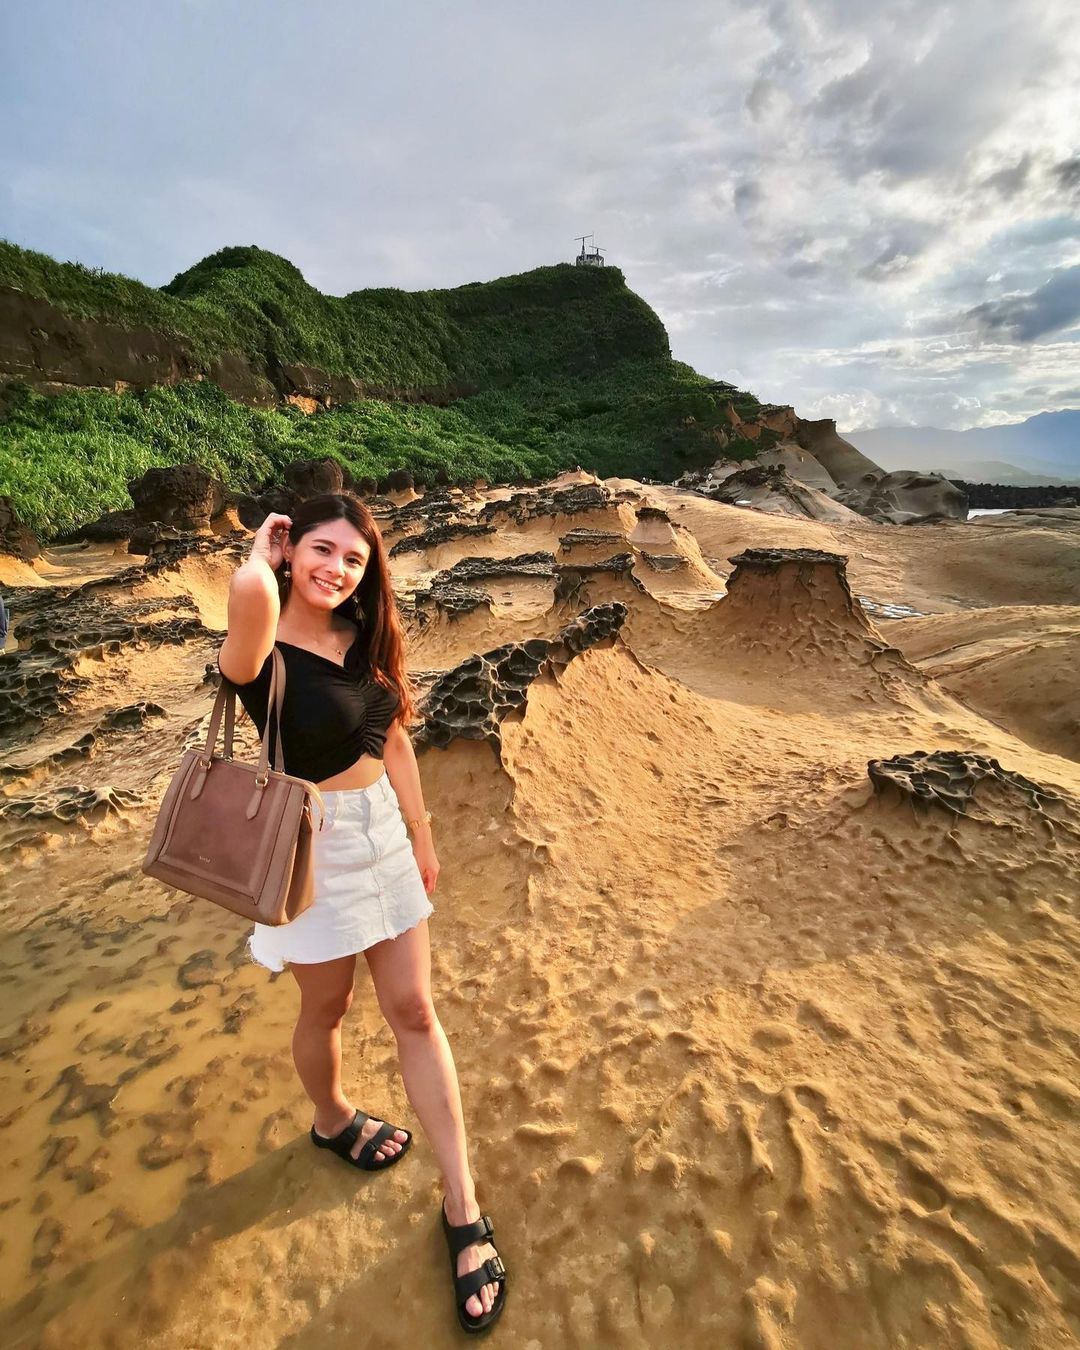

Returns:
0,287,277,404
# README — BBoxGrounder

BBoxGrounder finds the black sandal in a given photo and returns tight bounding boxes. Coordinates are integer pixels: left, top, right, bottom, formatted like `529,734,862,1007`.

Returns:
441,1198,508,1334
310,1109,412,1171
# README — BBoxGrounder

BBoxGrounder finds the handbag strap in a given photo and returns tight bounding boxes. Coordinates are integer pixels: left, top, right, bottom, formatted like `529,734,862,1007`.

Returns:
204,645,326,830
204,646,284,772
258,647,287,777
223,684,235,758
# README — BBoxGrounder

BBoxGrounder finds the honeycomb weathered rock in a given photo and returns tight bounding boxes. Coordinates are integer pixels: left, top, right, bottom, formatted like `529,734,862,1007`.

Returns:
413,602,628,752
434,551,557,585
0,784,143,823
559,527,625,551
389,521,496,557
478,482,635,526
0,703,166,784
867,750,1064,816
639,552,688,572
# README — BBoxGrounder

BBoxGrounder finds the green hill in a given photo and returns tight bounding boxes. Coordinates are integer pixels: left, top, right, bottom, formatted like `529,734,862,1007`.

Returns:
0,241,765,537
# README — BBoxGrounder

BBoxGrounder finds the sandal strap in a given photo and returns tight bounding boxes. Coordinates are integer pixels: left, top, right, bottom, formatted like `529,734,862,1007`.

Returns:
445,1212,495,1258
356,1120,404,1167
455,1255,507,1304
317,1109,369,1157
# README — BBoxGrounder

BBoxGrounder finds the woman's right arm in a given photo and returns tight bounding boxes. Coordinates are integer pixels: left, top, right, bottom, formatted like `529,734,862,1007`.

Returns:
218,513,291,684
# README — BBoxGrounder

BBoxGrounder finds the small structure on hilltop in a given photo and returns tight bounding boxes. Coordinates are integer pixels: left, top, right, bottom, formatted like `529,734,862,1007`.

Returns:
574,234,606,267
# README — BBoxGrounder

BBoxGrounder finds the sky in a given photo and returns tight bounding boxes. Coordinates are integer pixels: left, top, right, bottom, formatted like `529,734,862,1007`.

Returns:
2,0,1078,432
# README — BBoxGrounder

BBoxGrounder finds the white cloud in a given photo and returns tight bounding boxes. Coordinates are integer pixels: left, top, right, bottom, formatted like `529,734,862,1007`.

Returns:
1,0,1079,429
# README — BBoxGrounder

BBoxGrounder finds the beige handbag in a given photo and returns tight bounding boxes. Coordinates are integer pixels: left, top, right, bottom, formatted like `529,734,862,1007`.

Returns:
142,648,325,925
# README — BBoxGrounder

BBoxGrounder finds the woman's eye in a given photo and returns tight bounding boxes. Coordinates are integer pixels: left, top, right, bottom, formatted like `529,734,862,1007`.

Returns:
315,545,361,564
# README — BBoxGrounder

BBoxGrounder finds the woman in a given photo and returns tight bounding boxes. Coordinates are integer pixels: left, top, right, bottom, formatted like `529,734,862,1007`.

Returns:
217,492,507,1334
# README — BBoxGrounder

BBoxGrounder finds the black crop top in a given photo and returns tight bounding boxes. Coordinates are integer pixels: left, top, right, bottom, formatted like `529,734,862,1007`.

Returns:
218,630,401,784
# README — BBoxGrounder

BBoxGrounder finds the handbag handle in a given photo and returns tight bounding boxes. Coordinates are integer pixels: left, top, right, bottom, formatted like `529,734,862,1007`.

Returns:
204,645,287,775
201,647,325,830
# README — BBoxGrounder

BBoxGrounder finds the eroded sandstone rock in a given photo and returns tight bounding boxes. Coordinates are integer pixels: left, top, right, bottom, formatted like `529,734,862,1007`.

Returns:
707,465,864,524
849,470,968,525
414,602,628,751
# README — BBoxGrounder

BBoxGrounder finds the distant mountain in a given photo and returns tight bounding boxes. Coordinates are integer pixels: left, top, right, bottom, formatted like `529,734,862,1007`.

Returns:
845,411,1080,484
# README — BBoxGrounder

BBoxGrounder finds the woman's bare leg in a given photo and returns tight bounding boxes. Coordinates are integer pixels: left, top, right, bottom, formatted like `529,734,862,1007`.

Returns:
364,920,500,1319
289,954,407,1163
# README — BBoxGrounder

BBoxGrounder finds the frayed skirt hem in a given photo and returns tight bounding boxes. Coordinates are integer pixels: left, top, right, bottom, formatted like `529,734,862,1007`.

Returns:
246,902,435,973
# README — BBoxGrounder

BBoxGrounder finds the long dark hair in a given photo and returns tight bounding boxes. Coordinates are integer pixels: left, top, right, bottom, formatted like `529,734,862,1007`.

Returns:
278,493,417,729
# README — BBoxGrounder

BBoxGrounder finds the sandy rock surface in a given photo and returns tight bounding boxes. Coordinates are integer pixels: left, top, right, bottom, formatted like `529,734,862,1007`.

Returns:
1,476,1078,1349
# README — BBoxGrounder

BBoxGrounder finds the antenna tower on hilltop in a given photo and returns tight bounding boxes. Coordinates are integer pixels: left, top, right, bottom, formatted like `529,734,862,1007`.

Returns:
574,234,606,267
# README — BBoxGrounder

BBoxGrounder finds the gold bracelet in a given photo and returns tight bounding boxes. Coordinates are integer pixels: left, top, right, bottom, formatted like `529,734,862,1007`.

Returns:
405,810,433,833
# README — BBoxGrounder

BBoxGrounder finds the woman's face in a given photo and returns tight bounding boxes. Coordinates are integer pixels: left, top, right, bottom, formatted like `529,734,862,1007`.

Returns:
285,518,371,612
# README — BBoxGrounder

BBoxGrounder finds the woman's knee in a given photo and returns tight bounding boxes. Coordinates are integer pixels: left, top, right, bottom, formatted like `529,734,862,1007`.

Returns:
299,985,354,1028
380,993,437,1036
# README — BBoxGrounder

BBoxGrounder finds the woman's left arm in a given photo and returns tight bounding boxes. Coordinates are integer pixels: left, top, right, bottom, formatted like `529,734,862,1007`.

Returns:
382,724,439,895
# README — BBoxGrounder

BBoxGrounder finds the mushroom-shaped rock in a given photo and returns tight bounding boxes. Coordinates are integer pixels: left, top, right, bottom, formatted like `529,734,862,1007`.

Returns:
694,548,929,712
628,505,677,550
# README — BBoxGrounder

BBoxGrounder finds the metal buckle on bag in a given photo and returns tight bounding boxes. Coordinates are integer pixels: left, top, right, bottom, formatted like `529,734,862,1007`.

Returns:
198,757,212,771
254,772,269,788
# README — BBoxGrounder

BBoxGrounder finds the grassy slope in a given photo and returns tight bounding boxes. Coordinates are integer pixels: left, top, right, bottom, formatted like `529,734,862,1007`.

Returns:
0,242,763,536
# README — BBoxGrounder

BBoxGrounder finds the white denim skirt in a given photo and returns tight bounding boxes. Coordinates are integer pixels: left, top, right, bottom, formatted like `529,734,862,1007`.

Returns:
248,769,434,972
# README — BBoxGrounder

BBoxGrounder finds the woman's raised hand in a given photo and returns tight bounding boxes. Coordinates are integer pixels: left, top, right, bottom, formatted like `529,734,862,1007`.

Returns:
250,513,292,572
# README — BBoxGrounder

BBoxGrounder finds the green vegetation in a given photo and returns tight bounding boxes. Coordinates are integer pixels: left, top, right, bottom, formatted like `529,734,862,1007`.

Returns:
0,241,763,537
0,241,669,383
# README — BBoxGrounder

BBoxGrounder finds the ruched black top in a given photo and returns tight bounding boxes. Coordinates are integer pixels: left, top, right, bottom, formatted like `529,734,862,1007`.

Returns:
219,629,401,784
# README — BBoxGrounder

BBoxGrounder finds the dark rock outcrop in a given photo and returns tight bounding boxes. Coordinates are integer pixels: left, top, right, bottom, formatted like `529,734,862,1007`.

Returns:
0,287,275,404
282,457,347,499
952,481,1079,510
127,464,227,531
0,495,41,560
127,524,184,556
55,510,140,544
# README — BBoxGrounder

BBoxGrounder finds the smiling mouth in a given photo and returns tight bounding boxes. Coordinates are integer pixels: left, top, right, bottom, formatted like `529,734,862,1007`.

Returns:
313,578,341,594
